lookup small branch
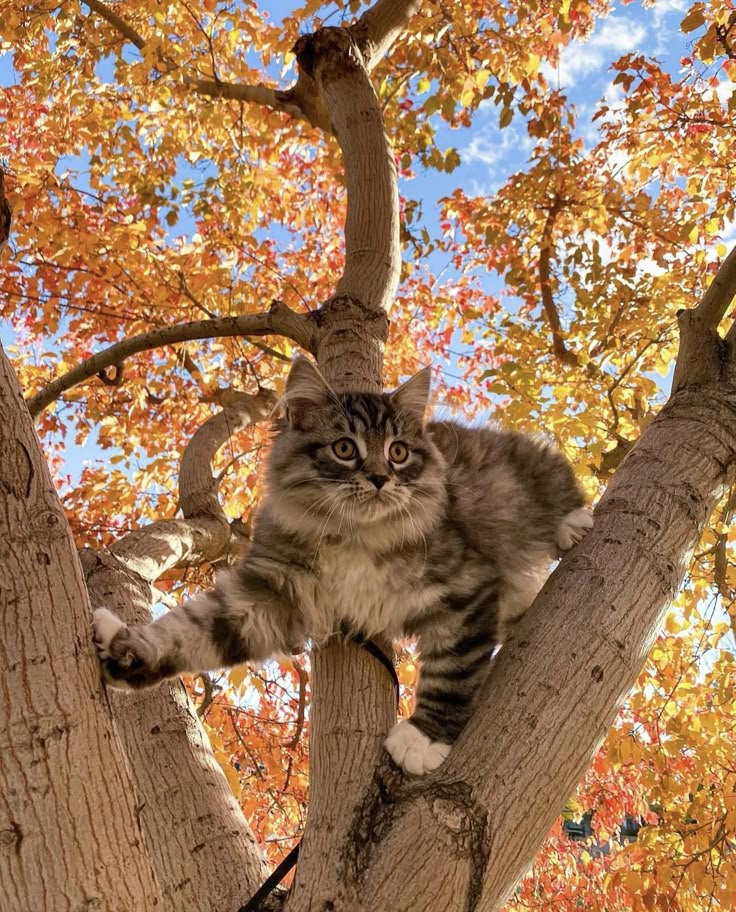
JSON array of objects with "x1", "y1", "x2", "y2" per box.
[
  {"x1": 26, "y1": 302, "x2": 314, "y2": 418},
  {"x1": 695, "y1": 243, "x2": 736, "y2": 329},
  {"x1": 538, "y1": 200, "x2": 579, "y2": 367},
  {"x1": 714, "y1": 486, "x2": 736, "y2": 599},
  {"x1": 286, "y1": 661, "x2": 309, "y2": 749},
  {"x1": 84, "y1": 0, "x2": 146, "y2": 49},
  {"x1": 98, "y1": 362, "x2": 125, "y2": 387},
  {"x1": 196, "y1": 674, "x2": 219, "y2": 720},
  {"x1": 86, "y1": 386, "x2": 276, "y2": 591},
  {"x1": 178, "y1": 387, "x2": 278, "y2": 518},
  {"x1": 186, "y1": 78, "x2": 311, "y2": 125},
  {"x1": 0, "y1": 168, "x2": 11, "y2": 253},
  {"x1": 229, "y1": 713, "x2": 265, "y2": 781}
]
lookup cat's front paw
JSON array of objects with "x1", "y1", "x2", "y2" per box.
[
  {"x1": 385, "y1": 720, "x2": 451, "y2": 776},
  {"x1": 92, "y1": 608, "x2": 151, "y2": 690},
  {"x1": 556, "y1": 508, "x2": 594, "y2": 552}
]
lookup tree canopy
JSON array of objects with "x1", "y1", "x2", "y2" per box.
[{"x1": 1, "y1": 0, "x2": 735, "y2": 909}]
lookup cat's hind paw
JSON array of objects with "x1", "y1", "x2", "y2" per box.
[
  {"x1": 556, "y1": 508, "x2": 593, "y2": 552},
  {"x1": 385, "y1": 720, "x2": 450, "y2": 776}
]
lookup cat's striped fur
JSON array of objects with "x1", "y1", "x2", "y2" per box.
[{"x1": 93, "y1": 357, "x2": 592, "y2": 775}]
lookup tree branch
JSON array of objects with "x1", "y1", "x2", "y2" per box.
[
  {"x1": 672, "y1": 243, "x2": 736, "y2": 392},
  {"x1": 295, "y1": 27, "x2": 396, "y2": 391},
  {"x1": 694, "y1": 243, "x2": 736, "y2": 329},
  {"x1": 538, "y1": 198, "x2": 579, "y2": 367},
  {"x1": 26, "y1": 302, "x2": 313, "y2": 418},
  {"x1": 0, "y1": 168, "x2": 11, "y2": 253},
  {"x1": 286, "y1": 660, "x2": 309, "y2": 750},
  {"x1": 352, "y1": 0, "x2": 423, "y2": 71},
  {"x1": 84, "y1": 0, "x2": 146, "y2": 49},
  {"x1": 186, "y1": 78, "x2": 312, "y2": 125},
  {"x1": 81, "y1": 387, "x2": 276, "y2": 910}
]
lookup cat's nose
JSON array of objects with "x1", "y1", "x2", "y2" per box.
[{"x1": 367, "y1": 474, "x2": 389, "y2": 490}]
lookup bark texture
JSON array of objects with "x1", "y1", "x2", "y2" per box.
[
  {"x1": 0, "y1": 343, "x2": 162, "y2": 912},
  {"x1": 81, "y1": 389, "x2": 277, "y2": 912}
]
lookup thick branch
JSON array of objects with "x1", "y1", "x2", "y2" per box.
[
  {"x1": 27, "y1": 302, "x2": 313, "y2": 417},
  {"x1": 335, "y1": 352, "x2": 736, "y2": 912},
  {"x1": 84, "y1": 0, "x2": 146, "y2": 49},
  {"x1": 672, "y1": 243, "x2": 736, "y2": 392},
  {"x1": 352, "y1": 0, "x2": 423, "y2": 70},
  {"x1": 293, "y1": 28, "x2": 396, "y2": 391},
  {"x1": 0, "y1": 343, "x2": 162, "y2": 910},
  {"x1": 695, "y1": 242, "x2": 736, "y2": 329},
  {"x1": 82, "y1": 389, "x2": 276, "y2": 911}
]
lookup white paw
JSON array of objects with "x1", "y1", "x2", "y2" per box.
[
  {"x1": 556, "y1": 508, "x2": 593, "y2": 551},
  {"x1": 92, "y1": 608, "x2": 126, "y2": 658},
  {"x1": 384, "y1": 720, "x2": 451, "y2": 776}
]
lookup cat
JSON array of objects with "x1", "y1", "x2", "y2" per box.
[{"x1": 93, "y1": 356, "x2": 592, "y2": 776}]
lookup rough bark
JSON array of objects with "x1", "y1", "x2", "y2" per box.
[
  {"x1": 81, "y1": 389, "x2": 277, "y2": 912},
  {"x1": 0, "y1": 343, "x2": 163, "y2": 912}
]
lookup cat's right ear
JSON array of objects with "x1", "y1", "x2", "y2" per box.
[
  {"x1": 283, "y1": 357, "x2": 333, "y2": 426},
  {"x1": 391, "y1": 366, "x2": 432, "y2": 422}
]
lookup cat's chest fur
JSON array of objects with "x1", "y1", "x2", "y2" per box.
[{"x1": 302, "y1": 539, "x2": 437, "y2": 640}]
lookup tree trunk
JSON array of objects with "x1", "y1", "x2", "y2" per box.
[{"x1": 0, "y1": 343, "x2": 162, "y2": 912}]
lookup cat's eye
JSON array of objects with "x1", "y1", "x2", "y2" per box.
[
  {"x1": 332, "y1": 438, "x2": 357, "y2": 460},
  {"x1": 388, "y1": 441, "x2": 409, "y2": 464}
]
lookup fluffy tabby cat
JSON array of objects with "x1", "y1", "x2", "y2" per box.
[{"x1": 93, "y1": 357, "x2": 592, "y2": 775}]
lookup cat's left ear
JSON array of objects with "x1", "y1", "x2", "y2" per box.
[{"x1": 391, "y1": 367, "x2": 432, "y2": 422}]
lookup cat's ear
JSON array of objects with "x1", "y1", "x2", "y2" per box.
[
  {"x1": 283, "y1": 356, "x2": 334, "y2": 426},
  {"x1": 391, "y1": 367, "x2": 432, "y2": 422}
]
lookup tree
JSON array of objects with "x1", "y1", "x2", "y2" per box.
[{"x1": 1, "y1": 1, "x2": 735, "y2": 910}]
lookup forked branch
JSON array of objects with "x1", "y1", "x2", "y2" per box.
[
  {"x1": 84, "y1": 0, "x2": 424, "y2": 133},
  {"x1": 672, "y1": 242, "x2": 736, "y2": 392}
]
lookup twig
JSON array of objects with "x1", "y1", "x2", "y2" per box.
[
  {"x1": 286, "y1": 661, "x2": 309, "y2": 749},
  {"x1": 196, "y1": 674, "x2": 219, "y2": 719}
]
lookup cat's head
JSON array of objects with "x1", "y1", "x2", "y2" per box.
[{"x1": 263, "y1": 358, "x2": 446, "y2": 543}]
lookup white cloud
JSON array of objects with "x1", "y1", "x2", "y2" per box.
[
  {"x1": 460, "y1": 120, "x2": 534, "y2": 195},
  {"x1": 541, "y1": 16, "x2": 648, "y2": 89},
  {"x1": 651, "y1": 0, "x2": 688, "y2": 31}
]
